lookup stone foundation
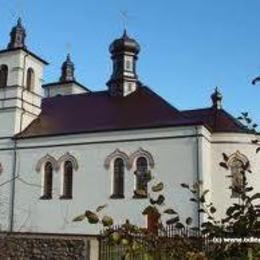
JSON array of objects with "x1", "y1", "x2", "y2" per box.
[{"x1": 0, "y1": 232, "x2": 99, "y2": 260}]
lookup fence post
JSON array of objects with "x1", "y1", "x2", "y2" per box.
[{"x1": 248, "y1": 247, "x2": 253, "y2": 260}]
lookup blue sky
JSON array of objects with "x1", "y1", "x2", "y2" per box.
[{"x1": 0, "y1": 0, "x2": 260, "y2": 124}]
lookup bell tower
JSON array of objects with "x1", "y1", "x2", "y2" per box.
[
  {"x1": 43, "y1": 54, "x2": 89, "y2": 97},
  {"x1": 107, "y1": 30, "x2": 141, "y2": 97},
  {"x1": 0, "y1": 18, "x2": 48, "y2": 137}
]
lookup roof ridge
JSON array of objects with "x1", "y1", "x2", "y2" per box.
[
  {"x1": 182, "y1": 107, "x2": 212, "y2": 112},
  {"x1": 141, "y1": 85, "x2": 180, "y2": 113},
  {"x1": 42, "y1": 89, "x2": 109, "y2": 101},
  {"x1": 219, "y1": 109, "x2": 249, "y2": 130}
]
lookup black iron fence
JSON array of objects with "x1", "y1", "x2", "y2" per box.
[{"x1": 99, "y1": 225, "x2": 207, "y2": 260}]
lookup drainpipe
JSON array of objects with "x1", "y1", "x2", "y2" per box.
[
  {"x1": 9, "y1": 53, "x2": 28, "y2": 232},
  {"x1": 19, "y1": 53, "x2": 29, "y2": 132},
  {"x1": 195, "y1": 126, "x2": 201, "y2": 229},
  {"x1": 9, "y1": 139, "x2": 17, "y2": 232}
]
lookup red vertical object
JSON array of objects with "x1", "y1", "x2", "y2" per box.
[{"x1": 147, "y1": 211, "x2": 160, "y2": 235}]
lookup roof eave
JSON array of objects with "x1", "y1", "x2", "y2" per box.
[
  {"x1": 42, "y1": 80, "x2": 90, "y2": 92},
  {"x1": 14, "y1": 121, "x2": 208, "y2": 140},
  {"x1": 0, "y1": 47, "x2": 49, "y2": 65}
]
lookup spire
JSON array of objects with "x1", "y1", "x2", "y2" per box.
[
  {"x1": 122, "y1": 29, "x2": 128, "y2": 38},
  {"x1": 60, "y1": 54, "x2": 75, "y2": 82},
  {"x1": 8, "y1": 17, "x2": 27, "y2": 49},
  {"x1": 107, "y1": 30, "x2": 141, "y2": 97},
  {"x1": 211, "y1": 87, "x2": 223, "y2": 110}
]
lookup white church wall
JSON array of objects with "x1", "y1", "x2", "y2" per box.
[
  {"x1": 1, "y1": 127, "x2": 259, "y2": 234},
  {"x1": 197, "y1": 127, "x2": 212, "y2": 224},
  {"x1": 0, "y1": 110, "x2": 17, "y2": 137},
  {"x1": 16, "y1": 126, "x2": 197, "y2": 148},
  {"x1": 0, "y1": 50, "x2": 44, "y2": 137},
  {"x1": 0, "y1": 139, "x2": 15, "y2": 231},
  {"x1": 210, "y1": 133, "x2": 260, "y2": 220},
  {"x1": 0, "y1": 85, "x2": 20, "y2": 100},
  {"x1": 0, "y1": 50, "x2": 45, "y2": 95},
  {"x1": 23, "y1": 53, "x2": 45, "y2": 97},
  {"x1": 0, "y1": 85, "x2": 41, "y2": 136},
  {"x1": 0, "y1": 51, "x2": 23, "y2": 87},
  {"x1": 45, "y1": 83, "x2": 88, "y2": 97},
  {"x1": 0, "y1": 107, "x2": 39, "y2": 137},
  {"x1": 11, "y1": 126, "x2": 199, "y2": 234}
]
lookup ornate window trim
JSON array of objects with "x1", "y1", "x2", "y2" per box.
[
  {"x1": 227, "y1": 151, "x2": 249, "y2": 198},
  {"x1": 57, "y1": 152, "x2": 79, "y2": 171},
  {"x1": 104, "y1": 149, "x2": 130, "y2": 170},
  {"x1": 129, "y1": 148, "x2": 155, "y2": 170},
  {"x1": 227, "y1": 151, "x2": 249, "y2": 167},
  {"x1": 36, "y1": 154, "x2": 58, "y2": 172},
  {"x1": 57, "y1": 153, "x2": 78, "y2": 200}
]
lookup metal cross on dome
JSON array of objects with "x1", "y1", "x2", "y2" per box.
[
  {"x1": 66, "y1": 42, "x2": 72, "y2": 55},
  {"x1": 11, "y1": 0, "x2": 24, "y2": 20},
  {"x1": 120, "y1": 10, "x2": 129, "y2": 31}
]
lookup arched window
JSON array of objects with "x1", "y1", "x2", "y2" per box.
[
  {"x1": 61, "y1": 161, "x2": 73, "y2": 199},
  {"x1": 41, "y1": 162, "x2": 53, "y2": 199},
  {"x1": 0, "y1": 65, "x2": 8, "y2": 88},
  {"x1": 230, "y1": 158, "x2": 245, "y2": 198},
  {"x1": 26, "y1": 68, "x2": 35, "y2": 91},
  {"x1": 134, "y1": 157, "x2": 150, "y2": 198},
  {"x1": 111, "y1": 158, "x2": 124, "y2": 199}
]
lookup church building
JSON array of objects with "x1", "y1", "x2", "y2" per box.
[{"x1": 0, "y1": 19, "x2": 259, "y2": 234}]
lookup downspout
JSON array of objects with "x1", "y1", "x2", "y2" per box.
[
  {"x1": 9, "y1": 138, "x2": 17, "y2": 232},
  {"x1": 195, "y1": 126, "x2": 201, "y2": 229},
  {"x1": 9, "y1": 53, "x2": 28, "y2": 232},
  {"x1": 19, "y1": 53, "x2": 29, "y2": 132}
]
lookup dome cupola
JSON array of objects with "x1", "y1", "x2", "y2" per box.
[
  {"x1": 109, "y1": 30, "x2": 140, "y2": 56},
  {"x1": 60, "y1": 54, "x2": 75, "y2": 82},
  {"x1": 8, "y1": 18, "x2": 27, "y2": 49},
  {"x1": 211, "y1": 87, "x2": 223, "y2": 110},
  {"x1": 107, "y1": 30, "x2": 141, "y2": 97}
]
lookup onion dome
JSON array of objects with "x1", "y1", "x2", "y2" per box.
[
  {"x1": 107, "y1": 30, "x2": 141, "y2": 97},
  {"x1": 8, "y1": 18, "x2": 27, "y2": 49},
  {"x1": 109, "y1": 30, "x2": 140, "y2": 56},
  {"x1": 60, "y1": 54, "x2": 75, "y2": 82},
  {"x1": 211, "y1": 87, "x2": 223, "y2": 109}
]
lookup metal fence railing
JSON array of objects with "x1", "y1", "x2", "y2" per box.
[{"x1": 99, "y1": 225, "x2": 207, "y2": 260}]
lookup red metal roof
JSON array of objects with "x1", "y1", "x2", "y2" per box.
[
  {"x1": 16, "y1": 87, "x2": 249, "y2": 139},
  {"x1": 182, "y1": 108, "x2": 249, "y2": 133}
]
